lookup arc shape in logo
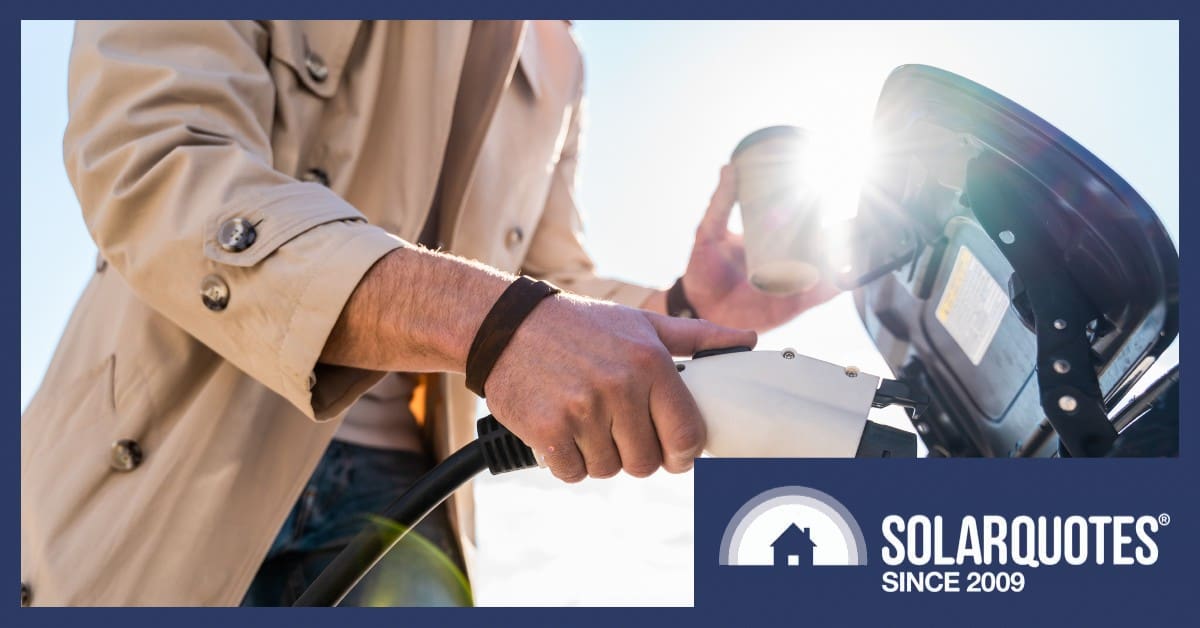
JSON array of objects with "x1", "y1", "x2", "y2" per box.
[{"x1": 719, "y1": 486, "x2": 869, "y2": 566}]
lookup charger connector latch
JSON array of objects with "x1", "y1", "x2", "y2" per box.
[{"x1": 476, "y1": 415, "x2": 538, "y2": 474}]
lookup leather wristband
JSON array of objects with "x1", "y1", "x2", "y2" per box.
[
  {"x1": 466, "y1": 276, "x2": 561, "y2": 398},
  {"x1": 666, "y1": 276, "x2": 699, "y2": 319}
]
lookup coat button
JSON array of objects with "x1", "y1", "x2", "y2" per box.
[
  {"x1": 217, "y1": 218, "x2": 257, "y2": 253},
  {"x1": 505, "y1": 226, "x2": 525, "y2": 248},
  {"x1": 300, "y1": 168, "x2": 330, "y2": 187},
  {"x1": 200, "y1": 274, "x2": 230, "y2": 311},
  {"x1": 305, "y1": 50, "x2": 328, "y2": 82},
  {"x1": 20, "y1": 582, "x2": 30, "y2": 607},
  {"x1": 110, "y1": 439, "x2": 144, "y2": 472}
]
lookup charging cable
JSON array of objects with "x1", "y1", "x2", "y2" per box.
[{"x1": 293, "y1": 416, "x2": 535, "y2": 606}]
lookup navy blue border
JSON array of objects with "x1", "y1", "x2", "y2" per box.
[
  {"x1": 7, "y1": 0, "x2": 1196, "y2": 19},
  {"x1": 10, "y1": 3, "x2": 1193, "y2": 626}
]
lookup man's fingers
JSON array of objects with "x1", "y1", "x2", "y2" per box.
[
  {"x1": 573, "y1": 415, "x2": 624, "y2": 479},
  {"x1": 540, "y1": 439, "x2": 588, "y2": 483},
  {"x1": 696, "y1": 164, "x2": 738, "y2": 242},
  {"x1": 648, "y1": 368, "x2": 707, "y2": 473},
  {"x1": 645, "y1": 312, "x2": 757, "y2": 357},
  {"x1": 610, "y1": 393, "x2": 662, "y2": 478}
]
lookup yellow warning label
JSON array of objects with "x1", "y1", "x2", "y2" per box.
[{"x1": 935, "y1": 246, "x2": 1009, "y2": 365}]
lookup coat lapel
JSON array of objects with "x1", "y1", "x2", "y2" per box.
[
  {"x1": 436, "y1": 20, "x2": 526, "y2": 246},
  {"x1": 389, "y1": 20, "x2": 470, "y2": 241},
  {"x1": 515, "y1": 23, "x2": 543, "y2": 100}
]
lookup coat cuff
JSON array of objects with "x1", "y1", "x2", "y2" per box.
[
  {"x1": 601, "y1": 281, "x2": 659, "y2": 309},
  {"x1": 274, "y1": 223, "x2": 405, "y2": 420}
]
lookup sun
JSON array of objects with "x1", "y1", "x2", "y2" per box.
[
  {"x1": 801, "y1": 131, "x2": 880, "y2": 225},
  {"x1": 789, "y1": 130, "x2": 879, "y2": 276}
]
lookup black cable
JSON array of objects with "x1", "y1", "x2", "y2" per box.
[{"x1": 294, "y1": 416, "x2": 535, "y2": 606}]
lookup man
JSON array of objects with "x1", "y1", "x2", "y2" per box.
[{"x1": 21, "y1": 20, "x2": 835, "y2": 606}]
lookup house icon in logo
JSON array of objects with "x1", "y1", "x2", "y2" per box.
[
  {"x1": 771, "y1": 523, "x2": 817, "y2": 567},
  {"x1": 719, "y1": 486, "x2": 867, "y2": 567}
]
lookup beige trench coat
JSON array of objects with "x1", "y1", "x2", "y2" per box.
[{"x1": 21, "y1": 20, "x2": 655, "y2": 606}]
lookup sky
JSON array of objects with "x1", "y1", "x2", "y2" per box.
[{"x1": 21, "y1": 21, "x2": 1179, "y2": 605}]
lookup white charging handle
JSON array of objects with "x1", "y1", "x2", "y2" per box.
[{"x1": 676, "y1": 348, "x2": 882, "y2": 458}]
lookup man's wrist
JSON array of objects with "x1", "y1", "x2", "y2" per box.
[
  {"x1": 465, "y1": 276, "x2": 561, "y2": 397},
  {"x1": 403, "y1": 249, "x2": 513, "y2": 371},
  {"x1": 666, "y1": 275, "x2": 700, "y2": 319},
  {"x1": 640, "y1": 276, "x2": 701, "y2": 319},
  {"x1": 321, "y1": 245, "x2": 512, "y2": 374}
]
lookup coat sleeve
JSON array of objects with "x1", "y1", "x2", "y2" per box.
[
  {"x1": 519, "y1": 61, "x2": 659, "y2": 308},
  {"x1": 64, "y1": 20, "x2": 405, "y2": 421}
]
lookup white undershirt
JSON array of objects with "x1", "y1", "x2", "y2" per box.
[{"x1": 334, "y1": 372, "x2": 425, "y2": 451}]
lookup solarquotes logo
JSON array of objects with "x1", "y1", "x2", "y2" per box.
[
  {"x1": 718, "y1": 484, "x2": 1171, "y2": 594},
  {"x1": 719, "y1": 486, "x2": 868, "y2": 567}
]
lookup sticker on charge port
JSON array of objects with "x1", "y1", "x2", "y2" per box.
[{"x1": 935, "y1": 246, "x2": 1009, "y2": 365}]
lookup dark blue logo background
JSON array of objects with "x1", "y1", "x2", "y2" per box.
[{"x1": 695, "y1": 458, "x2": 1192, "y2": 625}]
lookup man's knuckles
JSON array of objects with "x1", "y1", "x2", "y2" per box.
[
  {"x1": 628, "y1": 340, "x2": 670, "y2": 369},
  {"x1": 561, "y1": 385, "x2": 600, "y2": 420},
  {"x1": 552, "y1": 466, "x2": 588, "y2": 484},
  {"x1": 585, "y1": 455, "x2": 622, "y2": 479},
  {"x1": 662, "y1": 420, "x2": 706, "y2": 462},
  {"x1": 621, "y1": 455, "x2": 662, "y2": 478},
  {"x1": 592, "y1": 365, "x2": 638, "y2": 396}
]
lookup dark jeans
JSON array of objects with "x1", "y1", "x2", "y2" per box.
[{"x1": 241, "y1": 440, "x2": 470, "y2": 607}]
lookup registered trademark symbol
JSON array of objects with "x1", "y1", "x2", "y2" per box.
[{"x1": 1159, "y1": 513, "x2": 1171, "y2": 526}]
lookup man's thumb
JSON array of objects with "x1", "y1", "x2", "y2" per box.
[{"x1": 645, "y1": 312, "x2": 757, "y2": 357}]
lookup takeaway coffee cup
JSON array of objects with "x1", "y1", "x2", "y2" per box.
[{"x1": 732, "y1": 125, "x2": 824, "y2": 295}]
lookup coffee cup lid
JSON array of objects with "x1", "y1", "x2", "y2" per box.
[{"x1": 731, "y1": 125, "x2": 808, "y2": 159}]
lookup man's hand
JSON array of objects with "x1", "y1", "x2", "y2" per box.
[
  {"x1": 485, "y1": 295, "x2": 756, "y2": 481},
  {"x1": 322, "y1": 245, "x2": 756, "y2": 482},
  {"x1": 669, "y1": 165, "x2": 840, "y2": 331}
]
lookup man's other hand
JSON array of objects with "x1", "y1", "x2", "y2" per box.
[{"x1": 680, "y1": 164, "x2": 840, "y2": 331}]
